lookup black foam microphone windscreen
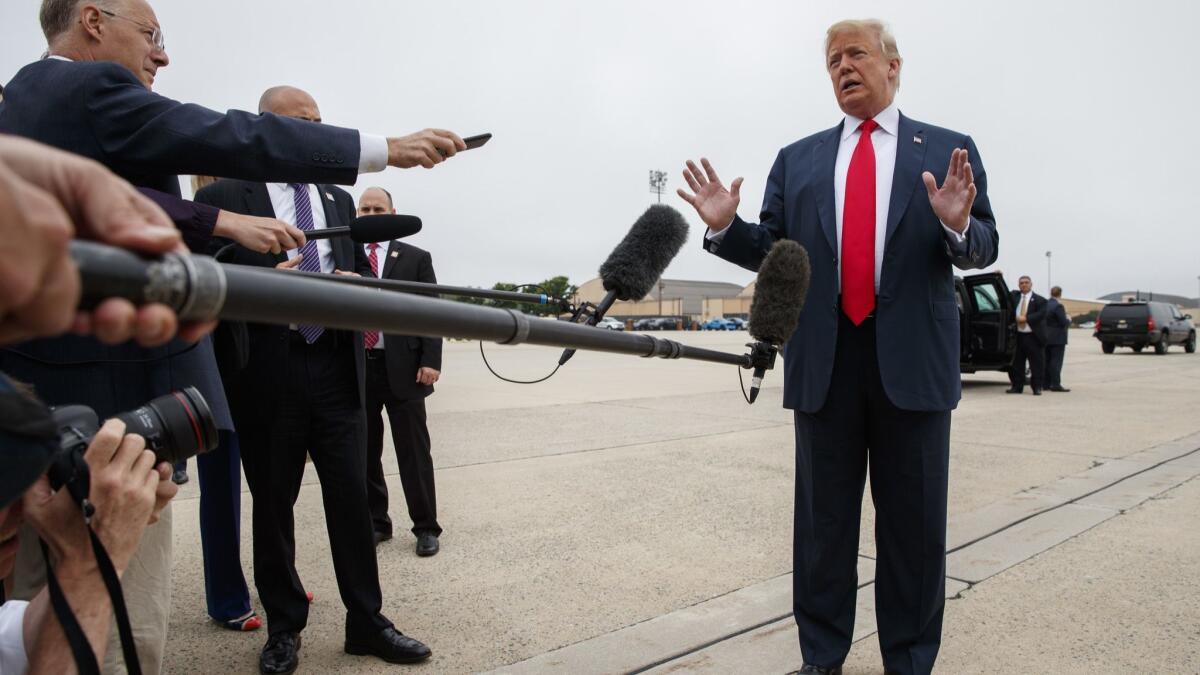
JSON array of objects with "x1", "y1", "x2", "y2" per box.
[
  {"x1": 349, "y1": 214, "x2": 422, "y2": 243},
  {"x1": 598, "y1": 205, "x2": 690, "y2": 300},
  {"x1": 750, "y1": 239, "x2": 811, "y2": 346}
]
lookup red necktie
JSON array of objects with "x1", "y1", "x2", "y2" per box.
[
  {"x1": 841, "y1": 118, "x2": 878, "y2": 325},
  {"x1": 364, "y1": 243, "x2": 381, "y2": 349}
]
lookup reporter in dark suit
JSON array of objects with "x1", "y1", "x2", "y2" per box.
[
  {"x1": 679, "y1": 19, "x2": 997, "y2": 674},
  {"x1": 356, "y1": 188, "x2": 444, "y2": 556},
  {"x1": 1044, "y1": 286, "x2": 1071, "y2": 392},
  {"x1": 1007, "y1": 276, "x2": 1049, "y2": 395},
  {"x1": 195, "y1": 88, "x2": 432, "y2": 673}
]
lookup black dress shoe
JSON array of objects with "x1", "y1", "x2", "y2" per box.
[
  {"x1": 373, "y1": 530, "x2": 392, "y2": 546},
  {"x1": 786, "y1": 665, "x2": 842, "y2": 675},
  {"x1": 345, "y1": 626, "x2": 431, "y2": 664},
  {"x1": 171, "y1": 468, "x2": 189, "y2": 485},
  {"x1": 1005, "y1": 387, "x2": 1023, "y2": 394},
  {"x1": 1049, "y1": 386, "x2": 1071, "y2": 392},
  {"x1": 259, "y1": 632, "x2": 301, "y2": 675},
  {"x1": 415, "y1": 532, "x2": 439, "y2": 557},
  {"x1": 1032, "y1": 388, "x2": 1042, "y2": 396}
]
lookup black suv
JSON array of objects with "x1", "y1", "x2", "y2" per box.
[
  {"x1": 1094, "y1": 302, "x2": 1196, "y2": 354},
  {"x1": 955, "y1": 272, "x2": 1018, "y2": 373}
]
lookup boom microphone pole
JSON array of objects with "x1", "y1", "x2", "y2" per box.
[
  {"x1": 304, "y1": 214, "x2": 422, "y2": 242},
  {"x1": 305, "y1": 272, "x2": 574, "y2": 313},
  {"x1": 71, "y1": 241, "x2": 752, "y2": 368}
]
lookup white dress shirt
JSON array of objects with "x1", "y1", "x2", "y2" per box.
[
  {"x1": 363, "y1": 241, "x2": 390, "y2": 349},
  {"x1": 45, "y1": 55, "x2": 389, "y2": 174},
  {"x1": 1015, "y1": 292, "x2": 1033, "y2": 333},
  {"x1": 707, "y1": 103, "x2": 967, "y2": 291},
  {"x1": 0, "y1": 600, "x2": 29, "y2": 674},
  {"x1": 268, "y1": 183, "x2": 336, "y2": 273}
]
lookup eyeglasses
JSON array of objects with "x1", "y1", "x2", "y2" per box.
[{"x1": 100, "y1": 9, "x2": 165, "y2": 52}]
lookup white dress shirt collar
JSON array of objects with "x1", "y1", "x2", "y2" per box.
[{"x1": 841, "y1": 101, "x2": 899, "y2": 142}]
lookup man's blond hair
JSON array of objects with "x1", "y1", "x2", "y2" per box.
[{"x1": 825, "y1": 19, "x2": 902, "y2": 87}]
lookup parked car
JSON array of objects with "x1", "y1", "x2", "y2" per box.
[
  {"x1": 955, "y1": 272, "x2": 1018, "y2": 374},
  {"x1": 596, "y1": 317, "x2": 625, "y2": 330},
  {"x1": 702, "y1": 317, "x2": 737, "y2": 330},
  {"x1": 728, "y1": 317, "x2": 748, "y2": 330},
  {"x1": 632, "y1": 317, "x2": 676, "y2": 331},
  {"x1": 1094, "y1": 302, "x2": 1196, "y2": 354}
]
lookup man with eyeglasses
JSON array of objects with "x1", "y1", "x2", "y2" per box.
[{"x1": 0, "y1": 1, "x2": 468, "y2": 672}]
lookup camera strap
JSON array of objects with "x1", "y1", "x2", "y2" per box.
[{"x1": 41, "y1": 469, "x2": 143, "y2": 675}]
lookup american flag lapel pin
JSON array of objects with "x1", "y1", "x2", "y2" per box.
[
  {"x1": 390, "y1": 250, "x2": 400, "y2": 258},
  {"x1": 913, "y1": 135, "x2": 923, "y2": 144},
  {"x1": 324, "y1": 191, "x2": 335, "y2": 201}
]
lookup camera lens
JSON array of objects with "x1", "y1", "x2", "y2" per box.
[{"x1": 113, "y1": 386, "x2": 218, "y2": 464}]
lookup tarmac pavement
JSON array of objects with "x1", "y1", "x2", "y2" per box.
[{"x1": 163, "y1": 329, "x2": 1200, "y2": 673}]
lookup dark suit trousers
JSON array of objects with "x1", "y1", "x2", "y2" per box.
[
  {"x1": 1045, "y1": 344, "x2": 1066, "y2": 388},
  {"x1": 242, "y1": 332, "x2": 390, "y2": 637},
  {"x1": 793, "y1": 314, "x2": 950, "y2": 675},
  {"x1": 364, "y1": 355, "x2": 441, "y2": 537},
  {"x1": 196, "y1": 429, "x2": 252, "y2": 621},
  {"x1": 1009, "y1": 332, "x2": 1046, "y2": 391}
]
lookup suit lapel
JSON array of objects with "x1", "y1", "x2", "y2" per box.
[
  {"x1": 382, "y1": 240, "x2": 402, "y2": 279},
  {"x1": 884, "y1": 113, "x2": 927, "y2": 253},
  {"x1": 316, "y1": 185, "x2": 351, "y2": 271},
  {"x1": 244, "y1": 183, "x2": 287, "y2": 265},
  {"x1": 813, "y1": 124, "x2": 841, "y2": 256}
]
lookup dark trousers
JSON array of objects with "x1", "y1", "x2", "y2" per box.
[
  {"x1": 793, "y1": 314, "x2": 950, "y2": 675},
  {"x1": 364, "y1": 356, "x2": 441, "y2": 537},
  {"x1": 1009, "y1": 332, "x2": 1045, "y2": 392},
  {"x1": 1045, "y1": 344, "x2": 1066, "y2": 388},
  {"x1": 241, "y1": 332, "x2": 390, "y2": 637},
  {"x1": 197, "y1": 430, "x2": 252, "y2": 621}
]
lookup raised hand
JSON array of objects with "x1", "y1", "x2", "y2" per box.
[
  {"x1": 922, "y1": 148, "x2": 976, "y2": 233},
  {"x1": 676, "y1": 158, "x2": 743, "y2": 232}
]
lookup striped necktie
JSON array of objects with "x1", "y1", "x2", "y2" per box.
[{"x1": 290, "y1": 183, "x2": 324, "y2": 343}]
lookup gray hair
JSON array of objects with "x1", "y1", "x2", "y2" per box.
[
  {"x1": 825, "y1": 19, "x2": 902, "y2": 87},
  {"x1": 40, "y1": 0, "x2": 115, "y2": 43}
]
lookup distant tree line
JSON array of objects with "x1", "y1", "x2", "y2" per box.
[{"x1": 451, "y1": 275, "x2": 577, "y2": 317}]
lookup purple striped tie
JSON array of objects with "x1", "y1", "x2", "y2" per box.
[{"x1": 290, "y1": 184, "x2": 324, "y2": 343}]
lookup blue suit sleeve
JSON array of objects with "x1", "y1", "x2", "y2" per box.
[
  {"x1": 702, "y1": 150, "x2": 787, "y2": 273},
  {"x1": 137, "y1": 188, "x2": 218, "y2": 252},
  {"x1": 85, "y1": 63, "x2": 360, "y2": 185},
  {"x1": 943, "y1": 136, "x2": 998, "y2": 271}
]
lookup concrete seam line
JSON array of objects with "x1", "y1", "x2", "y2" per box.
[
  {"x1": 947, "y1": 445, "x2": 1200, "y2": 555},
  {"x1": 624, "y1": 614, "x2": 796, "y2": 675}
]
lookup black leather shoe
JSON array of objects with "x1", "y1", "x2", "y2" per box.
[
  {"x1": 345, "y1": 626, "x2": 431, "y2": 664},
  {"x1": 1005, "y1": 388, "x2": 1023, "y2": 394},
  {"x1": 373, "y1": 530, "x2": 392, "y2": 546},
  {"x1": 415, "y1": 532, "x2": 439, "y2": 557},
  {"x1": 786, "y1": 665, "x2": 842, "y2": 675},
  {"x1": 171, "y1": 468, "x2": 189, "y2": 485},
  {"x1": 1049, "y1": 386, "x2": 1071, "y2": 392},
  {"x1": 1032, "y1": 388, "x2": 1042, "y2": 396},
  {"x1": 259, "y1": 632, "x2": 301, "y2": 675}
]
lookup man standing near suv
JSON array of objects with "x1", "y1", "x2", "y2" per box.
[
  {"x1": 1008, "y1": 276, "x2": 1048, "y2": 395},
  {"x1": 1044, "y1": 286, "x2": 1071, "y2": 392}
]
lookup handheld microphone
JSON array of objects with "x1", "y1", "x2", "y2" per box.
[
  {"x1": 559, "y1": 204, "x2": 690, "y2": 365},
  {"x1": 746, "y1": 240, "x2": 810, "y2": 403},
  {"x1": 305, "y1": 214, "x2": 422, "y2": 243}
]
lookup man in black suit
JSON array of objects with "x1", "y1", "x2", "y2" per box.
[
  {"x1": 1008, "y1": 275, "x2": 1048, "y2": 395},
  {"x1": 356, "y1": 187, "x2": 444, "y2": 556},
  {"x1": 1044, "y1": 286, "x2": 1071, "y2": 392},
  {"x1": 196, "y1": 87, "x2": 432, "y2": 673}
]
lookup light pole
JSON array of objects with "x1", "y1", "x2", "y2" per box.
[
  {"x1": 1045, "y1": 250, "x2": 1052, "y2": 291},
  {"x1": 649, "y1": 170, "x2": 668, "y2": 204}
]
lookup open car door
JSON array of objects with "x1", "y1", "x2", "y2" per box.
[{"x1": 960, "y1": 272, "x2": 1016, "y2": 372}]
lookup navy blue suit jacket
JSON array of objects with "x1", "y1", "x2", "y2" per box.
[
  {"x1": 0, "y1": 58, "x2": 361, "y2": 423},
  {"x1": 0, "y1": 58, "x2": 359, "y2": 195},
  {"x1": 707, "y1": 113, "x2": 998, "y2": 412},
  {"x1": 1044, "y1": 298, "x2": 1069, "y2": 346}
]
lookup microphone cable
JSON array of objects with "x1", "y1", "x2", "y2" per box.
[{"x1": 476, "y1": 282, "x2": 565, "y2": 384}]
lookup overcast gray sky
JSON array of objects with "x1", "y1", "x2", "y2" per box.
[{"x1": 3, "y1": 1, "x2": 1197, "y2": 300}]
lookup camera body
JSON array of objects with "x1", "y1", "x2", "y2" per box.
[{"x1": 48, "y1": 386, "x2": 218, "y2": 494}]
